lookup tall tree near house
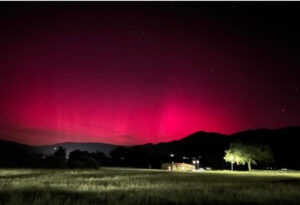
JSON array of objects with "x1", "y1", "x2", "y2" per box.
[{"x1": 224, "y1": 141, "x2": 274, "y2": 171}]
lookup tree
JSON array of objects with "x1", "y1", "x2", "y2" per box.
[
  {"x1": 90, "y1": 151, "x2": 110, "y2": 166},
  {"x1": 68, "y1": 150, "x2": 99, "y2": 169},
  {"x1": 42, "y1": 147, "x2": 67, "y2": 168},
  {"x1": 224, "y1": 141, "x2": 274, "y2": 171},
  {"x1": 53, "y1": 147, "x2": 67, "y2": 168}
]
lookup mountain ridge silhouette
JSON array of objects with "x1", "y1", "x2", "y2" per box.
[{"x1": 1, "y1": 126, "x2": 299, "y2": 169}]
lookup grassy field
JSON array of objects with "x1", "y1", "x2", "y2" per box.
[{"x1": 0, "y1": 168, "x2": 300, "y2": 205}]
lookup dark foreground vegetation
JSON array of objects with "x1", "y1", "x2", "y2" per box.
[
  {"x1": 0, "y1": 168, "x2": 300, "y2": 205},
  {"x1": 1, "y1": 127, "x2": 300, "y2": 170},
  {"x1": 0, "y1": 146, "x2": 110, "y2": 169}
]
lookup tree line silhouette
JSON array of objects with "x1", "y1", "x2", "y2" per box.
[
  {"x1": 0, "y1": 145, "x2": 171, "y2": 169},
  {"x1": 0, "y1": 147, "x2": 110, "y2": 169},
  {"x1": 0, "y1": 143, "x2": 275, "y2": 170}
]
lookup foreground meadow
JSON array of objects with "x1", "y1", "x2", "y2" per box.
[{"x1": 0, "y1": 168, "x2": 300, "y2": 205}]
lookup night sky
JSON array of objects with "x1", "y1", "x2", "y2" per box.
[{"x1": 0, "y1": 2, "x2": 299, "y2": 146}]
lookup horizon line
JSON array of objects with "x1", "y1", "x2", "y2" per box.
[{"x1": 1, "y1": 126, "x2": 299, "y2": 147}]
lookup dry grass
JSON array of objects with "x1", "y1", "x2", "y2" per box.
[{"x1": 0, "y1": 168, "x2": 300, "y2": 205}]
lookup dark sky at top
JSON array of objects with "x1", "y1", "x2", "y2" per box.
[{"x1": 0, "y1": 2, "x2": 299, "y2": 145}]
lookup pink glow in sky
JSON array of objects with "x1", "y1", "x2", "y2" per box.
[{"x1": 0, "y1": 3, "x2": 299, "y2": 145}]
